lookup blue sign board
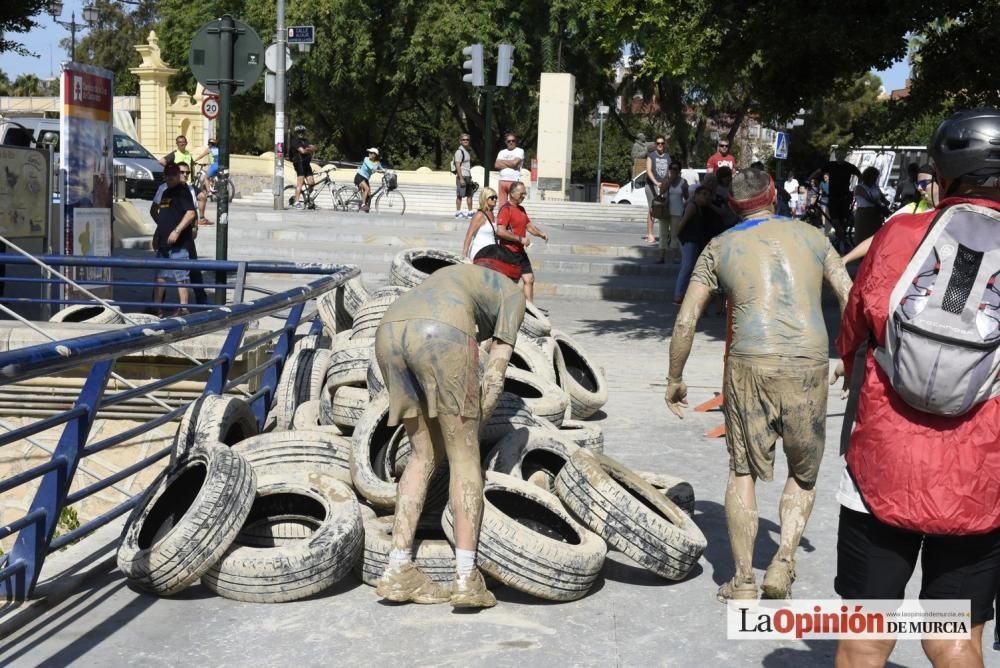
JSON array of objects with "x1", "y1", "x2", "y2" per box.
[
  {"x1": 774, "y1": 131, "x2": 789, "y2": 160},
  {"x1": 287, "y1": 26, "x2": 315, "y2": 44}
]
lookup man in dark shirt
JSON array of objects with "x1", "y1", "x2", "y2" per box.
[
  {"x1": 822, "y1": 159, "x2": 862, "y2": 248},
  {"x1": 151, "y1": 162, "x2": 196, "y2": 312},
  {"x1": 289, "y1": 125, "x2": 316, "y2": 209}
]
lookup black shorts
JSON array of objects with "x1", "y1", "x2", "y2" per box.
[
  {"x1": 514, "y1": 250, "x2": 533, "y2": 276},
  {"x1": 354, "y1": 173, "x2": 369, "y2": 187},
  {"x1": 293, "y1": 161, "x2": 313, "y2": 177},
  {"x1": 835, "y1": 506, "x2": 1000, "y2": 625},
  {"x1": 828, "y1": 194, "x2": 850, "y2": 221}
]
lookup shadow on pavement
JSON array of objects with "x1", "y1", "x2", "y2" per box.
[
  {"x1": 761, "y1": 639, "x2": 910, "y2": 668},
  {"x1": 0, "y1": 563, "x2": 154, "y2": 667},
  {"x1": 695, "y1": 500, "x2": 815, "y2": 586}
]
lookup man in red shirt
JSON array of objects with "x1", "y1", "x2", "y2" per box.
[
  {"x1": 834, "y1": 109, "x2": 1000, "y2": 667},
  {"x1": 497, "y1": 181, "x2": 548, "y2": 303},
  {"x1": 706, "y1": 138, "x2": 737, "y2": 174}
]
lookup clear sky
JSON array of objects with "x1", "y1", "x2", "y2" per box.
[{"x1": 3, "y1": 5, "x2": 913, "y2": 92}]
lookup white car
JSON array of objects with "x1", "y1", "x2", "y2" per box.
[{"x1": 610, "y1": 169, "x2": 705, "y2": 206}]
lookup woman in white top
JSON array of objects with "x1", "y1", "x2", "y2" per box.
[
  {"x1": 852, "y1": 166, "x2": 886, "y2": 244},
  {"x1": 462, "y1": 187, "x2": 521, "y2": 259},
  {"x1": 657, "y1": 162, "x2": 689, "y2": 264}
]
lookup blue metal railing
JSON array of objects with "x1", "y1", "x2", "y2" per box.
[{"x1": 0, "y1": 257, "x2": 357, "y2": 601}]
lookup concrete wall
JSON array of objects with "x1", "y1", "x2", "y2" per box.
[{"x1": 535, "y1": 73, "x2": 576, "y2": 201}]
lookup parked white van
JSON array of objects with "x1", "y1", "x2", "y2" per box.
[{"x1": 0, "y1": 116, "x2": 164, "y2": 199}]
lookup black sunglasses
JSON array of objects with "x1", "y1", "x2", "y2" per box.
[
  {"x1": 655, "y1": 141, "x2": 665, "y2": 145},
  {"x1": 505, "y1": 139, "x2": 516, "y2": 143},
  {"x1": 917, "y1": 179, "x2": 934, "y2": 189}
]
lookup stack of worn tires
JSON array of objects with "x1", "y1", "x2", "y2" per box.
[{"x1": 115, "y1": 247, "x2": 705, "y2": 604}]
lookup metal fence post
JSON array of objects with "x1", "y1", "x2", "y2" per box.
[
  {"x1": 205, "y1": 323, "x2": 247, "y2": 396},
  {"x1": 252, "y1": 302, "x2": 303, "y2": 426},
  {"x1": 1, "y1": 359, "x2": 113, "y2": 600}
]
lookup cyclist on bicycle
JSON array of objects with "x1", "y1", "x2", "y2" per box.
[
  {"x1": 193, "y1": 138, "x2": 219, "y2": 196},
  {"x1": 290, "y1": 125, "x2": 316, "y2": 209},
  {"x1": 355, "y1": 147, "x2": 383, "y2": 212}
]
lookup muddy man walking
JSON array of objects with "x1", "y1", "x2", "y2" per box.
[{"x1": 664, "y1": 168, "x2": 852, "y2": 602}]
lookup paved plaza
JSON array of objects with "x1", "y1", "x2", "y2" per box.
[{"x1": 0, "y1": 206, "x2": 995, "y2": 667}]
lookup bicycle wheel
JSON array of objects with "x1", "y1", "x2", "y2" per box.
[
  {"x1": 283, "y1": 184, "x2": 298, "y2": 207},
  {"x1": 374, "y1": 190, "x2": 406, "y2": 215},
  {"x1": 335, "y1": 185, "x2": 362, "y2": 212},
  {"x1": 314, "y1": 181, "x2": 338, "y2": 209},
  {"x1": 223, "y1": 179, "x2": 236, "y2": 204}
]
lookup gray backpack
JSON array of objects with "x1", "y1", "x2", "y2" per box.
[{"x1": 874, "y1": 203, "x2": 1000, "y2": 416}]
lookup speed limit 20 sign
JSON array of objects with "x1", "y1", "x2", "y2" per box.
[{"x1": 201, "y1": 96, "x2": 220, "y2": 120}]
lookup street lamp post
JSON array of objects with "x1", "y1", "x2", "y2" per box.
[
  {"x1": 594, "y1": 103, "x2": 609, "y2": 203},
  {"x1": 48, "y1": 0, "x2": 99, "y2": 61}
]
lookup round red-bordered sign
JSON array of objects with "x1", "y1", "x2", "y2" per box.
[{"x1": 201, "y1": 96, "x2": 220, "y2": 120}]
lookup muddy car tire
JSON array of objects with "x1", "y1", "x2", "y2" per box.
[
  {"x1": 117, "y1": 442, "x2": 257, "y2": 595},
  {"x1": 173, "y1": 394, "x2": 258, "y2": 466},
  {"x1": 479, "y1": 393, "x2": 555, "y2": 448},
  {"x1": 232, "y1": 429, "x2": 352, "y2": 476},
  {"x1": 442, "y1": 471, "x2": 605, "y2": 601},
  {"x1": 272, "y1": 348, "x2": 331, "y2": 431},
  {"x1": 350, "y1": 393, "x2": 448, "y2": 512},
  {"x1": 503, "y1": 337, "x2": 558, "y2": 385},
  {"x1": 320, "y1": 276, "x2": 367, "y2": 333},
  {"x1": 484, "y1": 427, "x2": 580, "y2": 493},
  {"x1": 350, "y1": 286, "x2": 408, "y2": 341},
  {"x1": 554, "y1": 451, "x2": 706, "y2": 581},
  {"x1": 518, "y1": 301, "x2": 552, "y2": 339},
  {"x1": 552, "y1": 330, "x2": 608, "y2": 419},
  {"x1": 326, "y1": 339, "x2": 373, "y2": 390},
  {"x1": 557, "y1": 419, "x2": 604, "y2": 453},
  {"x1": 356, "y1": 515, "x2": 458, "y2": 586},
  {"x1": 503, "y1": 368, "x2": 568, "y2": 427},
  {"x1": 121, "y1": 312, "x2": 162, "y2": 326},
  {"x1": 366, "y1": 355, "x2": 386, "y2": 399},
  {"x1": 636, "y1": 471, "x2": 696, "y2": 516},
  {"x1": 49, "y1": 303, "x2": 124, "y2": 324},
  {"x1": 332, "y1": 385, "x2": 368, "y2": 430},
  {"x1": 389, "y1": 247, "x2": 469, "y2": 288},
  {"x1": 202, "y1": 472, "x2": 363, "y2": 602}
]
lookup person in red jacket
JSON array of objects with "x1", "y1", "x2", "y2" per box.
[{"x1": 834, "y1": 109, "x2": 1000, "y2": 667}]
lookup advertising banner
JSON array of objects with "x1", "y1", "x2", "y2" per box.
[
  {"x1": 61, "y1": 62, "x2": 114, "y2": 301},
  {"x1": 0, "y1": 146, "x2": 49, "y2": 238}
]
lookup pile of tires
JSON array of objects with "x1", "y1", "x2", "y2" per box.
[{"x1": 116, "y1": 250, "x2": 703, "y2": 605}]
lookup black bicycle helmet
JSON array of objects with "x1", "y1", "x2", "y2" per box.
[
  {"x1": 294, "y1": 124, "x2": 306, "y2": 133},
  {"x1": 928, "y1": 108, "x2": 1000, "y2": 181}
]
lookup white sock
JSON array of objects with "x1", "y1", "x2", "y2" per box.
[
  {"x1": 388, "y1": 548, "x2": 411, "y2": 571},
  {"x1": 455, "y1": 548, "x2": 476, "y2": 577}
]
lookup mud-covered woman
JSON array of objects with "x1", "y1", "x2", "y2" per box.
[{"x1": 372, "y1": 251, "x2": 526, "y2": 608}]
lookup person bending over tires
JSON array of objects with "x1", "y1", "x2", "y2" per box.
[
  {"x1": 665, "y1": 168, "x2": 852, "y2": 603},
  {"x1": 373, "y1": 251, "x2": 526, "y2": 608}
]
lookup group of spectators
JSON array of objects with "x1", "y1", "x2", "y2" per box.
[{"x1": 667, "y1": 109, "x2": 1000, "y2": 667}]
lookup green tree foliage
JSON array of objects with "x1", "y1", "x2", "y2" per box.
[
  {"x1": 0, "y1": 0, "x2": 50, "y2": 55},
  {"x1": 70, "y1": 0, "x2": 158, "y2": 95}
]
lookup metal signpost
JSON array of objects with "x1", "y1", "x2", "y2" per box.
[
  {"x1": 189, "y1": 15, "x2": 264, "y2": 303},
  {"x1": 594, "y1": 103, "x2": 609, "y2": 202},
  {"x1": 774, "y1": 130, "x2": 789, "y2": 181}
]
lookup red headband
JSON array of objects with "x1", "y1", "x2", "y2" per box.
[{"x1": 729, "y1": 177, "x2": 776, "y2": 214}]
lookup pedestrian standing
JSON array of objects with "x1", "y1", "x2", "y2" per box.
[
  {"x1": 657, "y1": 162, "x2": 688, "y2": 264},
  {"x1": 645, "y1": 134, "x2": 671, "y2": 244},
  {"x1": 706, "y1": 138, "x2": 737, "y2": 174},
  {"x1": 852, "y1": 166, "x2": 886, "y2": 243},
  {"x1": 665, "y1": 168, "x2": 852, "y2": 603},
  {"x1": 453, "y1": 133, "x2": 474, "y2": 218},
  {"x1": 289, "y1": 125, "x2": 316, "y2": 209},
  {"x1": 494, "y1": 133, "x2": 524, "y2": 206},
  {"x1": 150, "y1": 163, "x2": 196, "y2": 314},
  {"x1": 671, "y1": 185, "x2": 710, "y2": 303}
]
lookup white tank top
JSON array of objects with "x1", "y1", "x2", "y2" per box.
[
  {"x1": 468, "y1": 213, "x2": 497, "y2": 259},
  {"x1": 667, "y1": 180, "x2": 687, "y2": 216}
]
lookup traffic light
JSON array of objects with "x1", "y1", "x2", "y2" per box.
[
  {"x1": 462, "y1": 44, "x2": 484, "y2": 87},
  {"x1": 496, "y1": 44, "x2": 514, "y2": 87}
]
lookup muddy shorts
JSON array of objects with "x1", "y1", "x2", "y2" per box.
[
  {"x1": 374, "y1": 318, "x2": 481, "y2": 427},
  {"x1": 723, "y1": 356, "x2": 828, "y2": 487}
]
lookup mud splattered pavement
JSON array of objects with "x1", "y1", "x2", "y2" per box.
[{"x1": 0, "y1": 297, "x2": 976, "y2": 667}]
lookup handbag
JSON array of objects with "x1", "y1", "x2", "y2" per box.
[
  {"x1": 651, "y1": 194, "x2": 668, "y2": 219},
  {"x1": 473, "y1": 212, "x2": 521, "y2": 265}
]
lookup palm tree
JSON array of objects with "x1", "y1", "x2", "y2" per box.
[
  {"x1": 0, "y1": 70, "x2": 10, "y2": 95},
  {"x1": 11, "y1": 73, "x2": 45, "y2": 96}
]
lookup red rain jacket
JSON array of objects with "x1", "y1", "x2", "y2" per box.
[{"x1": 838, "y1": 197, "x2": 1000, "y2": 535}]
